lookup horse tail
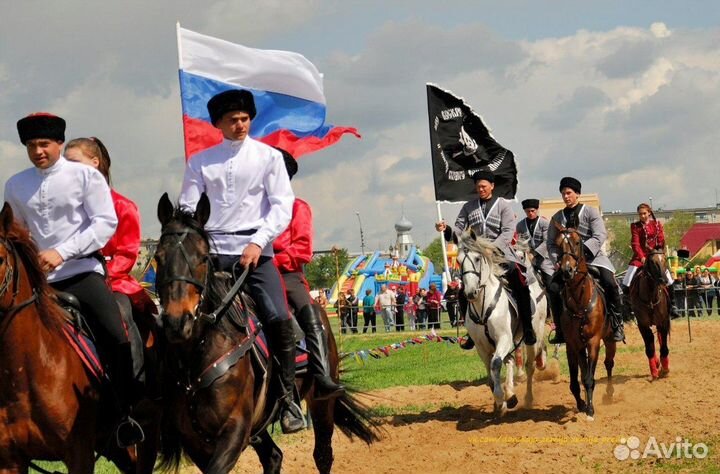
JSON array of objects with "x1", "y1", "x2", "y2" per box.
[
  {"x1": 157, "y1": 406, "x2": 184, "y2": 472},
  {"x1": 333, "y1": 388, "x2": 382, "y2": 444}
]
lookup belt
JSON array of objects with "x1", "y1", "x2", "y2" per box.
[{"x1": 209, "y1": 229, "x2": 258, "y2": 236}]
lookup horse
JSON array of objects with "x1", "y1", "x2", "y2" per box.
[
  {"x1": 553, "y1": 223, "x2": 616, "y2": 419},
  {"x1": 154, "y1": 193, "x2": 379, "y2": 474},
  {"x1": 628, "y1": 249, "x2": 671, "y2": 379},
  {"x1": 457, "y1": 230, "x2": 547, "y2": 417},
  {"x1": 0, "y1": 202, "x2": 159, "y2": 473}
]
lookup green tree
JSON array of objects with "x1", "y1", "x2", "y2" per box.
[
  {"x1": 423, "y1": 237, "x2": 445, "y2": 274},
  {"x1": 663, "y1": 211, "x2": 695, "y2": 251},
  {"x1": 606, "y1": 216, "x2": 632, "y2": 271},
  {"x1": 305, "y1": 248, "x2": 350, "y2": 290}
]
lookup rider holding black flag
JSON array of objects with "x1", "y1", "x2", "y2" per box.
[{"x1": 435, "y1": 170, "x2": 537, "y2": 349}]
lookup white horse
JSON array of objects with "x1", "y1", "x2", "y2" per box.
[{"x1": 458, "y1": 230, "x2": 548, "y2": 416}]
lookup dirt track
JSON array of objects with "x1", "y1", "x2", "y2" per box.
[{"x1": 226, "y1": 319, "x2": 718, "y2": 473}]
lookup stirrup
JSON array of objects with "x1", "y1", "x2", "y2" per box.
[
  {"x1": 116, "y1": 415, "x2": 145, "y2": 448},
  {"x1": 548, "y1": 327, "x2": 564, "y2": 344},
  {"x1": 280, "y1": 400, "x2": 305, "y2": 434}
]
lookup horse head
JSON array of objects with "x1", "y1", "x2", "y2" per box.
[
  {"x1": 458, "y1": 228, "x2": 504, "y2": 302},
  {"x1": 0, "y1": 202, "x2": 16, "y2": 306},
  {"x1": 155, "y1": 193, "x2": 212, "y2": 343},
  {"x1": 644, "y1": 248, "x2": 668, "y2": 286},
  {"x1": 553, "y1": 221, "x2": 584, "y2": 280}
]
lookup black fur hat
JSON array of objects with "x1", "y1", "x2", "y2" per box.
[
  {"x1": 17, "y1": 113, "x2": 66, "y2": 145},
  {"x1": 559, "y1": 176, "x2": 582, "y2": 194},
  {"x1": 521, "y1": 199, "x2": 540, "y2": 209},
  {"x1": 274, "y1": 147, "x2": 297, "y2": 180},
  {"x1": 471, "y1": 170, "x2": 495, "y2": 183},
  {"x1": 207, "y1": 89, "x2": 256, "y2": 124}
]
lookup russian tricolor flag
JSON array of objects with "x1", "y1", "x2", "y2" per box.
[{"x1": 177, "y1": 25, "x2": 360, "y2": 160}]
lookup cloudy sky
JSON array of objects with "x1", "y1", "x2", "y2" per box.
[{"x1": 2, "y1": 1, "x2": 719, "y2": 253}]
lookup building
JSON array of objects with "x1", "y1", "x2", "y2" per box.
[
  {"x1": 603, "y1": 205, "x2": 720, "y2": 225},
  {"x1": 538, "y1": 193, "x2": 601, "y2": 219}
]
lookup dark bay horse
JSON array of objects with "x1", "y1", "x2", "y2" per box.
[
  {"x1": 629, "y1": 250, "x2": 671, "y2": 379},
  {"x1": 554, "y1": 224, "x2": 616, "y2": 420},
  {"x1": 0, "y1": 203, "x2": 158, "y2": 473},
  {"x1": 155, "y1": 193, "x2": 378, "y2": 474}
]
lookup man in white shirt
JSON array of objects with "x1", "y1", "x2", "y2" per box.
[
  {"x1": 179, "y1": 89, "x2": 304, "y2": 433},
  {"x1": 4, "y1": 113, "x2": 143, "y2": 447}
]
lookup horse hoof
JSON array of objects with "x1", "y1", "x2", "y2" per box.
[
  {"x1": 507, "y1": 395, "x2": 519, "y2": 409},
  {"x1": 494, "y1": 402, "x2": 508, "y2": 417},
  {"x1": 586, "y1": 415, "x2": 595, "y2": 422}
]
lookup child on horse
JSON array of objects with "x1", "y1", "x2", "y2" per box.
[
  {"x1": 621, "y1": 202, "x2": 680, "y2": 318},
  {"x1": 272, "y1": 147, "x2": 345, "y2": 401}
]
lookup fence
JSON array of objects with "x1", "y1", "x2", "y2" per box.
[
  {"x1": 672, "y1": 286, "x2": 720, "y2": 317},
  {"x1": 331, "y1": 301, "x2": 462, "y2": 334}
]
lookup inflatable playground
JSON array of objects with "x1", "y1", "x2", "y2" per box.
[{"x1": 329, "y1": 245, "x2": 443, "y2": 304}]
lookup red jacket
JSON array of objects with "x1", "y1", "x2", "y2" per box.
[
  {"x1": 629, "y1": 219, "x2": 665, "y2": 267},
  {"x1": 102, "y1": 189, "x2": 145, "y2": 297},
  {"x1": 426, "y1": 289, "x2": 442, "y2": 309},
  {"x1": 273, "y1": 198, "x2": 313, "y2": 274}
]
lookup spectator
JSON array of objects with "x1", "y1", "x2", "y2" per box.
[
  {"x1": 346, "y1": 288, "x2": 359, "y2": 334},
  {"x1": 362, "y1": 289, "x2": 376, "y2": 334},
  {"x1": 414, "y1": 289, "x2": 428, "y2": 330},
  {"x1": 683, "y1": 271, "x2": 703, "y2": 317},
  {"x1": 404, "y1": 293, "x2": 417, "y2": 330},
  {"x1": 394, "y1": 286, "x2": 406, "y2": 331},
  {"x1": 444, "y1": 280, "x2": 461, "y2": 327},
  {"x1": 375, "y1": 284, "x2": 396, "y2": 332},
  {"x1": 335, "y1": 292, "x2": 350, "y2": 333},
  {"x1": 699, "y1": 269, "x2": 714, "y2": 316},
  {"x1": 426, "y1": 283, "x2": 443, "y2": 329}
]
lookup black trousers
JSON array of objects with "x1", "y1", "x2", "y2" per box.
[
  {"x1": 362, "y1": 310, "x2": 376, "y2": 333},
  {"x1": 51, "y1": 271, "x2": 127, "y2": 349},
  {"x1": 395, "y1": 307, "x2": 405, "y2": 331},
  {"x1": 212, "y1": 254, "x2": 291, "y2": 323}
]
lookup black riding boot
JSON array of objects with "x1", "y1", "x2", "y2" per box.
[
  {"x1": 609, "y1": 305, "x2": 626, "y2": 343},
  {"x1": 111, "y1": 342, "x2": 145, "y2": 448},
  {"x1": 296, "y1": 305, "x2": 345, "y2": 401},
  {"x1": 268, "y1": 319, "x2": 305, "y2": 434},
  {"x1": 516, "y1": 286, "x2": 537, "y2": 345},
  {"x1": 548, "y1": 292, "x2": 565, "y2": 344},
  {"x1": 459, "y1": 334, "x2": 475, "y2": 350}
]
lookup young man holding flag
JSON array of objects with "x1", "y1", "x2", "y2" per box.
[{"x1": 179, "y1": 89, "x2": 305, "y2": 434}]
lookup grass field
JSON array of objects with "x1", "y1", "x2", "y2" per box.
[{"x1": 31, "y1": 313, "x2": 719, "y2": 473}]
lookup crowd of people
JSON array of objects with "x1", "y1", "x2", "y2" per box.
[{"x1": 671, "y1": 267, "x2": 720, "y2": 317}]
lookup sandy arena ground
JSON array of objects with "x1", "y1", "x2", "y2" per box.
[{"x1": 217, "y1": 319, "x2": 719, "y2": 473}]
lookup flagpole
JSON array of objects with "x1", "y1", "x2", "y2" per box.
[
  {"x1": 176, "y1": 22, "x2": 189, "y2": 160},
  {"x1": 436, "y1": 201, "x2": 451, "y2": 291}
]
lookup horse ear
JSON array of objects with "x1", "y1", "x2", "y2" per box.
[
  {"x1": 195, "y1": 193, "x2": 211, "y2": 227},
  {"x1": 0, "y1": 202, "x2": 14, "y2": 235},
  {"x1": 157, "y1": 193, "x2": 174, "y2": 227},
  {"x1": 553, "y1": 219, "x2": 564, "y2": 232}
]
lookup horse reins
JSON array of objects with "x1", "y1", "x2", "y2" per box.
[{"x1": 0, "y1": 238, "x2": 39, "y2": 319}]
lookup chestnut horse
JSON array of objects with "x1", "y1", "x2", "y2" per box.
[
  {"x1": 155, "y1": 193, "x2": 378, "y2": 474},
  {"x1": 629, "y1": 250, "x2": 671, "y2": 379},
  {"x1": 554, "y1": 224, "x2": 616, "y2": 419},
  {"x1": 0, "y1": 203, "x2": 158, "y2": 473}
]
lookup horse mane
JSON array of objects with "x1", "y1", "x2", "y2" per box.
[
  {"x1": 6, "y1": 220, "x2": 65, "y2": 330},
  {"x1": 166, "y1": 206, "x2": 212, "y2": 246},
  {"x1": 459, "y1": 230, "x2": 506, "y2": 279}
]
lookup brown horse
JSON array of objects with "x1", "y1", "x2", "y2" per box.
[
  {"x1": 629, "y1": 250, "x2": 671, "y2": 379},
  {"x1": 554, "y1": 224, "x2": 616, "y2": 419},
  {"x1": 0, "y1": 202, "x2": 160, "y2": 474},
  {"x1": 155, "y1": 193, "x2": 379, "y2": 474}
]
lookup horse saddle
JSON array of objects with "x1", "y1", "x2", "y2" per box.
[
  {"x1": 214, "y1": 272, "x2": 309, "y2": 370},
  {"x1": 53, "y1": 291, "x2": 106, "y2": 383}
]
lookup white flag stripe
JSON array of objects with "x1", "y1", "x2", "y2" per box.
[{"x1": 179, "y1": 27, "x2": 326, "y2": 105}]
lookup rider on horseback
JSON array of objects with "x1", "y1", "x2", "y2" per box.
[
  {"x1": 621, "y1": 203, "x2": 681, "y2": 318},
  {"x1": 516, "y1": 198, "x2": 554, "y2": 290},
  {"x1": 4, "y1": 113, "x2": 144, "y2": 447},
  {"x1": 546, "y1": 177, "x2": 625, "y2": 344},
  {"x1": 272, "y1": 148, "x2": 345, "y2": 401},
  {"x1": 435, "y1": 170, "x2": 537, "y2": 349},
  {"x1": 178, "y1": 90, "x2": 305, "y2": 434}
]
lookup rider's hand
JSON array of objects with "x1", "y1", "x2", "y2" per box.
[
  {"x1": 239, "y1": 243, "x2": 263, "y2": 269},
  {"x1": 39, "y1": 249, "x2": 64, "y2": 273},
  {"x1": 435, "y1": 221, "x2": 446, "y2": 232},
  {"x1": 641, "y1": 257, "x2": 646, "y2": 264}
]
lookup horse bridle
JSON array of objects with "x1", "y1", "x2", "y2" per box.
[
  {"x1": 0, "y1": 237, "x2": 38, "y2": 317},
  {"x1": 643, "y1": 249, "x2": 667, "y2": 285}
]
